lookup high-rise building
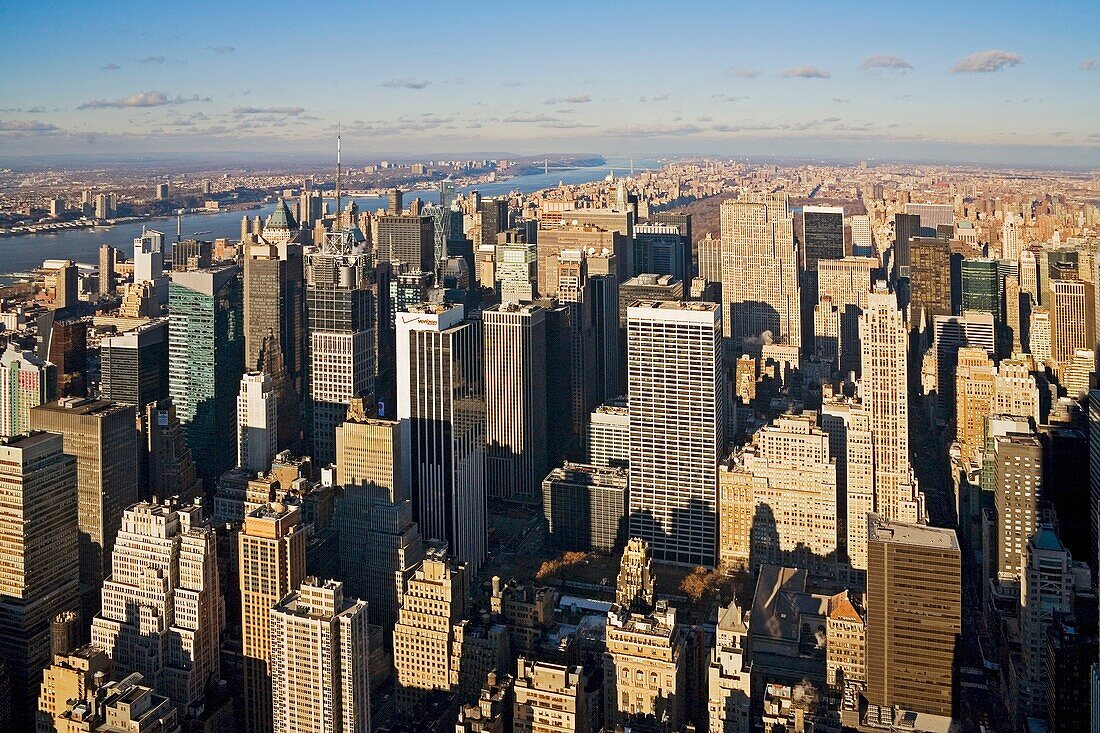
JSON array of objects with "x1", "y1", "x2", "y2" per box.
[
  {"x1": 98, "y1": 318, "x2": 169, "y2": 408},
  {"x1": 495, "y1": 241, "x2": 537, "y2": 303},
  {"x1": 820, "y1": 392, "x2": 875, "y2": 576},
  {"x1": 39, "y1": 663, "x2": 181, "y2": 733},
  {"x1": 904, "y1": 202, "x2": 954, "y2": 235},
  {"x1": 859, "y1": 290, "x2": 919, "y2": 523},
  {"x1": 242, "y1": 234, "x2": 307, "y2": 449},
  {"x1": 134, "y1": 229, "x2": 168, "y2": 304},
  {"x1": 29, "y1": 398, "x2": 138, "y2": 606},
  {"x1": 720, "y1": 194, "x2": 801, "y2": 352},
  {"x1": 892, "y1": 213, "x2": 921, "y2": 280},
  {"x1": 1002, "y1": 212, "x2": 1023, "y2": 261},
  {"x1": 1019, "y1": 526, "x2": 1075, "y2": 719},
  {"x1": 587, "y1": 397, "x2": 629, "y2": 468},
  {"x1": 1050, "y1": 276, "x2": 1094, "y2": 369},
  {"x1": 90, "y1": 500, "x2": 224, "y2": 711},
  {"x1": 388, "y1": 187, "x2": 404, "y2": 215},
  {"x1": 1, "y1": 342, "x2": 56, "y2": 437},
  {"x1": 850, "y1": 214, "x2": 873, "y2": 257},
  {"x1": 865, "y1": 514, "x2": 960, "y2": 717},
  {"x1": 585, "y1": 250, "x2": 621, "y2": 403},
  {"x1": 270, "y1": 578, "x2": 370, "y2": 733},
  {"x1": 335, "y1": 400, "x2": 424, "y2": 629},
  {"x1": 239, "y1": 502, "x2": 307, "y2": 733},
  {"x1": 618, "y1": 274, "x2": 684, "y2": 327},
  {"x1": 718, "y1": 412, "x2": 838, "y2": 574},
  {"x1": 375, "y1": 213, "x2": 435, "y2": 271},
  {"x1": 652, "y1": 210, "x2": 693, "y2": 279},
  {"x1": 0, "y1": 432, "x2": 79, "y2": 727},
  {"x1": 707, "y1": 597, "x2": 752, "y2": 733},
  {"x1": 628, "y1": 301, "x2": 725, "y2": 566},
  {"x1": 140, "y1": 399, "x2": 203, "y2": 503},
  {"x1": 543, "y1": 462, "x2": 628, "y2": 552},
  {"x1": 483, "y1": 303, "x2": 547, "y2": 500},
  {"x1": 37, "y1": 644, "x2": 111, "y2": 730},
  {"x1": 98, "y1": 244, "x2": 117, "y2": 296},
  {"x1": 635, "y1": 224, "x2": 688, "y2": 283},
  {"x1": 397, "y1": 304, "x2": 486, "y2": 571},
  {"x1": 994, "y1": 432, "x2": 1043, "y2": 584},
  {"x1": 932, "y1": 311, "x2": 996, "y2": 415},
  {"x1": 802, "y1": 205, "x2": 845, "y2": 271},
  {"x1": 818, "y1": 256, "x2": 876, "y2": 375},
  {"x1": 306, "y1": 228, "x2": 375, "y2": 466},
  {"x1": 698, "y1": 232, "x2": 721, "y2": 286},
  {"x1": 961, "y1": 258, "x2": 1001, "y2": 317},
  {"x1": 535, "y1": 224, "x2": 629, "y2": 298},
  {"x1": 954, "y1": 348, "x2": 997, "y2": 465},
  {"x1": 479, "y1": 198, "x2": 508, "y2": 247},
  {"x1": 513, "y1": 657, "x2": 593, "y2": 733},
  {"x1": 826, "y1": 590, "x2": 866, "y2": 690},
  {"x1": 168, "y1": 265, "x2": 244, "y2": 483},
  {"x1": 237, "y1": 371, "x2": 277, "y2": 475},
  {"x1": 908, "y1": 237, "x2": 952, "y2": 329},
  {"x1": 392, "y1": 542, "x2": 468, "y2": 710},
  {"x1": 557, "y1": 251, "x2": 599, "y2": 444}
]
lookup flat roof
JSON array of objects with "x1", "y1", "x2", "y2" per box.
[{"x1": 868, "y1": 515, "x2": 959, "y2": 551}]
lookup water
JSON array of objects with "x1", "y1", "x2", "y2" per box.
[{"x1": 0, "y1": 159, "x2": 656, "y2": 278}]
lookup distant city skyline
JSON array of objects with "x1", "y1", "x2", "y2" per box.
[{"x1": 2, "y1": 0, "x2": 1099, "y2": 165}]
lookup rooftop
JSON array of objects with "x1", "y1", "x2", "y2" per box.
[{"x1": 868, "y1": 515, "x2": 959, "y2": 551}]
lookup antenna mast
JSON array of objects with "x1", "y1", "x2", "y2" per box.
[{"x1": 336, "y1": 127, "x2": 342, "y2": 224}]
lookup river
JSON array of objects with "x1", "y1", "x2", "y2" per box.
[{"x1": 0, "y1": 158, "x2": 656, "y2": 279}]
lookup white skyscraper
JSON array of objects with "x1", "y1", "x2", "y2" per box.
[
  {"x1": 720, "y1": 194, "x2": 800, "y2": 353},
  {"x1": 134, "y1": 229, "x2": 168, "y2": 304},
  {"x1": 270, "y1": 578, "x2": 371, "y2": 733},
  {"x1": 859, "y1": 289, "x2": 920, "y2": 523},
  {"x1": 91, "y1": 500, "x2": 224, "y2": 711},
  {"x1": 1002, "y1": 212, "x2": 1023, "y2": 261},
  {"x1": 850, "y1": 214, "x2": 873, "y2": 256},
  {"x1": 627, "y1": 300, "x2": 726, "y2": 566},
  {"x1": 396, "y1": 303, "x2": 486, "y2": 572},
  {"x1": 237, "y1": 371, "x2": 277, "y2": 475}
]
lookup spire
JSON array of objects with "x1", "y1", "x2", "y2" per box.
[{"x1": 335, "y1": 128, "x2": 342, "y2": 225}]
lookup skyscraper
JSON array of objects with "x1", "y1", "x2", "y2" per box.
[
  {"x1": 479, "y1": 198, "x2": 508, "y2": 246},
  {"x1": 495, "y1": 240, "x2": 537, "y2": 302},
  {"x1": 850, "y1": 214, "x2": 873, "y2": 257},
  {"x1": 90, "y1": 500, "x2": 224, "y2": 713},
  {"x1": 1019, "y1": 526, "x2": 1074, "y2": 719},
  {"x1": 98, "y1": 318, "x2": 169, "y2": 408},
  {"x1": 994, "y1": 432, "x2": 1044, "y2": 584},
  {"x1": 635, "y1": 224, "x2": 688, "y2": 282},
  {"x1": 892, "y1": 212, "x2": 921, "y2": 280},
  {"x1": 168, "y1": 265, "x2": 245, "y2": 483},
  {"x1": 513, "y1": 658, "x2": 592, "y2": 733},
  {"x1": 134, "y1": 229, "x2": 168, "y2": 304},
  {"x1": 720, "y1": 194, "x2": 801, "y2": 353},
  {"x1": 1049, "y1": 276, "x2": 1094, "y2": 369},
  {"x1": 543, "y1": 462, "x2": 628, "y2": 553},
  {"x1": 375, "y1": 213, "x2": 435, "y2": 271},
  {"x1": 237, "y1": 371, "x2": 277, "y2": 475},
  {"x1": 29, "y1": 397, "x2": 138, "y2": 608},
  {"x1": 961, "y1": 258, "x2": 1001, "y2": 317},
  {"x1": 98, "y1": 243, "x2": 117, "y2": 296},
  {"x1": 908, "y1": 237, "x2": 952, "y2": 329},
  {"x1": 1, "y1": 342, "x2": 56, "y2": 437},
  {"x1": 860, "y1": 290, "x2": 919, "y2": 523},
  {"x1": 865, "y1": 514, "x2": 960, "y2": 717},
  {"x1": 483, "y1": 303, "x2": 547, "y2": 500},
  {"x1": 0, "y1": 432, "x2": 79, "y2": 727},
  {"x1": 239, "y1": 502, "x2": 306, "y2": 733},
  {"x1": 270, "y1": 578, "x2": 370, "y2": 733},
  {"x1": 397, "y1": 304, "x2": 486, "y2": 571},
  {"x1": 904, "y1": 202, "x2": 954, "y2": 235},
  {"x1": 306, "y1": 228, "x2": 375, "y2": 466},
  {"x1": 628, "y1": 300, "x2": 725, "y2": 566},
  {"x1": 802, "y1": 205, "x2": 845, "y2": 271}
]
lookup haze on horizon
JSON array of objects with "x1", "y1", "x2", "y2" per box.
[{"x1": 2, "y1": 0, "x2": 1098, "y2": 168}]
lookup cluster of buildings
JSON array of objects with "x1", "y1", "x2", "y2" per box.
[{"x1": 0, "y1": 158, "x2": 1098, "y2": 733}]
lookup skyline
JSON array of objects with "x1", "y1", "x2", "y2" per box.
[{"x1": 2, "y1": 1, "x2": 1100, "y2": 166}]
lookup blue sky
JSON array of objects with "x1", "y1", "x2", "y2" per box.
[{"x1": 1, "y1": 0, "x2": 1098, "y2": 165}]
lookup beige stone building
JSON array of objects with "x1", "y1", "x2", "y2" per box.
[
  {"x1": 513, "y1": 658, "x2": 593, "y2": 732},
  {"x1": 707, "y1": 598, "x2": 752, "y2": 733},
  {"x1": 825, "y1": 591, "x2": 866, "y2": 690}
]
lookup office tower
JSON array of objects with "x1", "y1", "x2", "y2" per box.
[
  {"x1": 961, "y1": 258, "x2": 1001, "y2": 316},
  {"x1": 335, "y1": 401, "x2": 424, "y2": 628},
  {"x1": 495, "y1": 241, "x2": 537, "y2": 302},
  {"x1": 239, "y1": 502, "x2": 307, "y2": 733},
  {"x1": 1030, "y1": 306, "x2": 1053, "y2": 364},
  {"x1": 270, "y1": 578, "x2": 370, "y2": 733},
  {"x1": 98, "y1": 244, "x2": 117, "y2": 296},
  {"x1": 994, "y1": 358, "x2": 1040, "y2": 422},
  {"x1": 0, "y1": 432, "x2": 78, "y2": 727},
  {"x1": 542, "y1": 462, "x2": 628, "y2": 552},
  {"x1": 802, "y1": 205, "x2": 845, "y2": 271},
  {"x1": 652, "y1": 211, "x2": 693, "y2": 279},
  {"x1": 698, "y1": 232, "x2": 721, "y2": 285},
  {"x1": 955, "y1": 348, "x2": 996, "y2": 464},
  {"x1": 237, "y1": 371, "x2": 277, "y2": 475},
  {"x1": 134, "y1": 229, "x2": 168, "y2": 304},
  {"x1": 479, "y1": 198, "x2": 508, "y2": 246},
  {"x1": 557, "y1": 251, "x2": 599, "y2": 444},
  {"x1": 933, "y1": 311, "x2": 996, "y2": 414},
  {"x1": 141, "y1": 399, "x2": 203, "y2": 502},
  {"x1": 535, "y1": 223, "x2": 630, "y2": 297},
  {"x1": 1005, "y1": 274, "x2": 1024, "y2": 353},
  {"x1": 994, "y1": 432, "x2": 1043, "y2": 583},
  {"x1": 718, "y1": 413, "x2": 838, "y2": 574},
  {"x1": 390, "y1": 268, "x2": 434, "y2": 325},
  {"x1": 90, "y1": 500, "x2": 224, "y2": 711},
  {"x1": 892, "y1": 213, "x2": 920, "y2": 280},
  {"x1": 1050, "y1": 277, "x2": 1094, "y2": 368},
  {"x1": 40, "y1": 664, "x2": 180, "y2": 733},
  {"x1": 635, "y1": 224, "x2": 687, "y2": 282},
  {"x1": 375, "y1": 213, "x2": 435, "y2": 271},
  {"x1": 1, "y1": 342, "x2": 56, "y2": 437},
  {"x1": 908, "y1": 237, "x2": 952, "y2": 329},
  {"x1": 156, "y1": 182, "x2": 169, "y2": 200},
  {"x1": 243, "y1": 235, "x2": 307, "y2": 448},
  {"x1": 820, "y1": 392, "x2": 875, "y2": 575},
  {"x1": 168, "y1": 265, "x2": 244, "y2": 483},
  {"x1": 860, "y1": 290, "x2": 919, "y2": 523},
  {"x1": 37, "y1": 644, "x2": 111, "y2": 730},
  {"x1": 1092, "y1": 391, "x2": 1100, "y2": 579},
  {"x1": 397, "y1": 304, "x2": 486, "y2": 570},
  {"x1": 392, "y1": 543, "x2": 468, "y2": 710},
  {"x1": 299, "y1": 191, "x2": 322, "y2": 229},
  {"x1": 618, "y1": 274, "x2": 684, "y2": 327},
  {"x1": 1002, "y1": 212, "x2": 1023, "y2": 261},
  {"x1": 850, "y1": 214, "x2": 873, "y2": 257},
  {"x1": 904, "y1": 202, "x2": 954, "y2": 234},
  {"x1": 98, "y1": 318, "x2": 169, "y2": 408},
  {"x1": 306, "y1": 229, "x2": 375, "y2": 467},
  {"x1": 587, "y1": 397, "x2": 629, "y2": 468},
  {"x1": 585, "y1": 249, "x2": 621, "y2": 402},
  {"x1": 865, "y1": 514, "x2": 961, "y2": 717},
  {"x1": 388, "y1": 187, "x2": 404, "y2": 214},
  {"x1": 813, "y1": 296, "x2": 840, "y2": 366},
  {"x1": 94, "y1": 192, "x2": 116, "y2": 220},
  {"x1": 1019, "y1": 248, "x2": 1039, "y2": 303},
  {"x1": 513, "y1": 658, "x2": 592, "y2": 733},
  {"x1": 29, "y1": 398, "x2": 138, "y2": 604},
  {"x1": 46, "y1": 260, "x2": 78, "y2": 310},
  {"x1": 826, "y1": 591, "x2": 866, "y2": 690},
  {"x1": 171, "y1": 239, "x2": 212, "y2": 271},
  {"x1": 628, "y1": 301, "x2": 725, "y2": 566},
  {"x1": 720, "y1": 194, "x2": 801, "y2": 352},
  {"x1": 1019, "y1": 527, "x2": 1074, "y2": 719},
  {"x1": 604, "y1": 598, "x2": 685, "y2": 730},
  {"x1": 483, "y1": 303, "x2": 547, "y2": 500},
  {"x1": 707, "y1": 597, "x2": 752, "y2": 733}
]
